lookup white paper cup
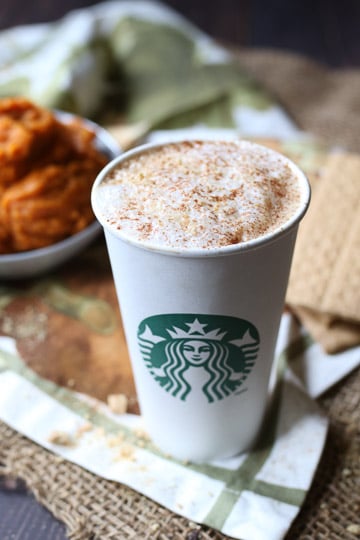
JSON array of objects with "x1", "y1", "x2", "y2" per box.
[{"x1": 91, "y1": 141, "x2": 310, "y2": 462}]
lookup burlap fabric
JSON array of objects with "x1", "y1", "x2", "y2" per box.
[
  {"x1": 1, "y1": 50, "x2": 360, "y2": 539},
  {"x1": 236, "y1": 48, "x2": 360, "y2": 153}
]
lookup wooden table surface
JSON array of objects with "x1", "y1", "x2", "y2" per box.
[{"x1": 0, "y1": 1, "x2": 359, "y2": 539}]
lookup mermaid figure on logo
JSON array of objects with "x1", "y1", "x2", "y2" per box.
[{"x1": 138, "y1": 317, "x2": 259, "y2": 403}]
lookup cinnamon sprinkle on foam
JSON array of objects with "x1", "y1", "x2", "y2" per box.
[{"x1": 96, "y1": 140, "x2": 301, "y2": 249}]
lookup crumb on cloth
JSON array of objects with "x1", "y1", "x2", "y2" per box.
[
  {"x1": 47, "y1": 430, "x2": 76, "y2": 447},
  {"x1": 107, "y1": 393, "x2": 128, "y2": 414}
]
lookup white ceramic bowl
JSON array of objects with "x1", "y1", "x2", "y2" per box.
[{"x1": 0, "y1": 111, "x2": 120, "y2": 280}]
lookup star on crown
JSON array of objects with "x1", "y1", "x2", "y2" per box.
[{"x1": 167, "y1": 318, "x2": 227, "y2": 341}]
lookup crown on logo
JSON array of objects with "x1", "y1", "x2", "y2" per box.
[{"x1": 166, "y1": 318, "x2": 227, "y2": 341}]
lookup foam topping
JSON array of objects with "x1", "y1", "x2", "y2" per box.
[{"x1": 95, "y1": 140, "x2": 301, "y2": 249}]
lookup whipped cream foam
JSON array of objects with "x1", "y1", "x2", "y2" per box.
[{"x1": 95, "y1": 140, "x2": 301, "y2": 249}]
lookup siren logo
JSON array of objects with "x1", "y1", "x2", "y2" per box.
[{"x1": 137, "y1": 314, "x2": 260, "y2": 403}]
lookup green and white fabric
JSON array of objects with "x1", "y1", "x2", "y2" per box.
[
  {"x1": 0, "y1": 0, "x2": 297, "y2": 138},
  {"x1": 0, "y1": 313, "x2": 328, "y2": 540}
]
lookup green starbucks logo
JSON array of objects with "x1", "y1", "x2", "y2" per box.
[{"x1": 137, "y1": 314, "x2": 260, "y2": 403}]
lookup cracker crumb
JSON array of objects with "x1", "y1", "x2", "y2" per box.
[
  {"x1": 114, "y1": 442, "x2": 136, "y2": 462},
  {"x1": 47, "y1": 430, "x2": 75, "y2": 447},
  {"x1": 149, "y1": 522, "x2": 160, "y2": 532},
  {"x1": 76, "y1": 422, "x2": 93, "y2": 437},
  {"x1": 133, "y1": 427, "x2": 150, "y2": 441},
  {"x1": 107, "y1": 393, "x2": 128, "y2": 415},
  {"x1": 188, "y1": 521, "x2": 201, "y2": 529},
  {"x1": 346, "y1": 524, "x2": 360, "y2": 535},
  {"x1": 94, "y1": 427, "x2": 105, "y2": 438},
  {"x1": 106, "y1": 432, "x2": 125, "y2": 448}
]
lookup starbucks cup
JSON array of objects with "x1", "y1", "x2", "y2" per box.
[{"x1": 91, "y1": 140, "x2": 310, "y2": 463}]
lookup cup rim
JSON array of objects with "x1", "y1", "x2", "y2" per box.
[{"x1": 91, "y1": 139, "x2": 311, "y2": 258}]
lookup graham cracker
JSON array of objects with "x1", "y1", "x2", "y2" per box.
[
  {"x1": 291, "y1": 306, "x2": 360, "y2": 354},
  {"x1": 286, "y1": 152, "x2": 360, "y2": 352}
]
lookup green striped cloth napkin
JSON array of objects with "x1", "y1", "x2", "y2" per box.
[
  {"x1": 0, "y1": 0, "x2": 297, "y2": 138},
  {"x1": 0, "y1": 313, "x2": 328, "y2": 540}
]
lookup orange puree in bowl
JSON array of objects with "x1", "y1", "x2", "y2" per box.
[{"x1": 0, "y1": 97, "x2": 108, "y2": 254}]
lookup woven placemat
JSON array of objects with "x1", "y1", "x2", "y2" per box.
[
  {"x1": 1, "y1": 50, "x2": 360, "y2": 540},
  {"x1": 235, "y1": 48, "x2": 360, "y2": 153}
]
